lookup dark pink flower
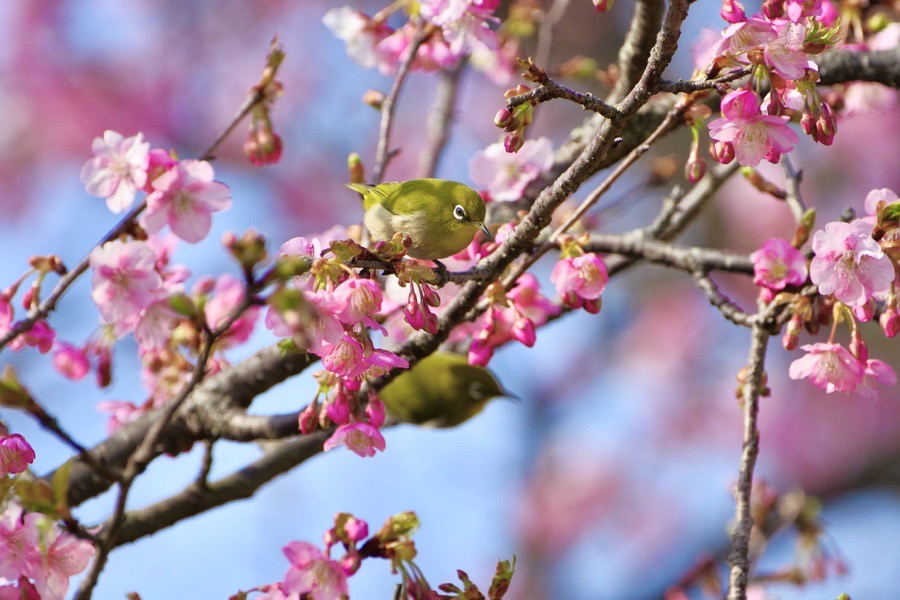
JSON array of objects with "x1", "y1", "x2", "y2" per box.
[
  {"x1": 0, "y1": 434, "x2": 35, "y2": 476},
  {"x1": 282, "y1": 541, "x2": 349, "y2": 600},
  {"x1": 550, "y1": 253, "x2": 608, "y2": 311},
  {"x1": 323, "y1": 423, "x2": 386, "y2": 458},
  {"x1": 52, "y1": 343, "x2": 90, "y2": 381},
  {"x1": 708, "y1": 89, "x2": 799, "y2": 166},
  {"x1": 751, "y1": 238, "x2": 808, "y2": 291}
]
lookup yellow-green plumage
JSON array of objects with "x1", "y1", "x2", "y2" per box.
[
  {"x1": 380, "y1": 352, "x2": 507, "y2": 427},
  {"x1": 348, "y1": 178, "x2": 490, "y2": 260}
]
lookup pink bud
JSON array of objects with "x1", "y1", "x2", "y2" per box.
[
  {"x1": 881, "y1": 307, "x2": 899, "y2": 338},
  {"x1": 504, "y1": 132, "x2": 524, "y2": 153},
  {"x1": 711, "y1": 140, "x2": 735, "y2": 164},
  {"x1": 0, "y1": 434, "x2": 36, "y2": 476}
]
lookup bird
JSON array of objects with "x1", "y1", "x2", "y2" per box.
[
  {"x1": 379, "y1": 352, "x2": 510, "y2": 427},
  {"x1": 347, "y1": 178, "x2": 491, "y2": 260}
]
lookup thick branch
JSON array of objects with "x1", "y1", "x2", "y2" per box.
[
  {"x1": 611, "y1": 0, "x2": 665, "y2": 102},
  {"x1": 110, "y1": 433, "x2": 330, "y2": 547},
  {"x1": 817, "y1": 47, "x2": 900, "y2": 88}
]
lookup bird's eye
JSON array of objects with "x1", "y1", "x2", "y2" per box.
[
  {"x1": 453, "y1": 204, "x2": 466, "y2": 221},
  {"x1": 468, "y1": 381, "x2": 486, "y2": 400}
]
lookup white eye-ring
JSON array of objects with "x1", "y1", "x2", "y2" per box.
[
  {"x1": 468, "y1": 381, "x2": 486, "y2": 400},
  {"x1": 453, "y1": 204, "x2": 466, "y2": 221}
]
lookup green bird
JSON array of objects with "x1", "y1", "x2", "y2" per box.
[
  {"x1": 348, "y1": 178, "x2": 491, "y2": 260},
  {"x1": 380, "y1": 352, "x2": 509, "y2": 427}
]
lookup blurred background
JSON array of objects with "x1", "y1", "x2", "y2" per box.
[{"x1": 1, "y1": 1, "x2": 899, "y2": 598}]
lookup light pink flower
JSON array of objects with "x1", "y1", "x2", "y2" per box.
[
  {"x1": 751, "y1": 238, "x2": 808, "y2": 291},
  {"x1": 470, "y1": 137, "x2": 553, "y2": 201},
  {"x1": 550, "y1": 253, "x2": 608, "y2": 312},
  {"x1": 134, "y1": 300, "x2": 178, "y2": 352},
  {"x1": 143, "y1": 160, "x2": 232, "y2": 243},
  {"x1": 320, "y1": 335, "x2": 366, "y2": 379},
  {"x1": 708, "y1": 88, "x2": 799, "y2": 166},
  {"x1": 90, "y1": 240, "x2": 162, "y2": 336},
  {"x1": 25, "y1": 520, "x2": 95, "y2": 600},
  {"x1": 809, "y1": 220, "x2": 895, "y2": 307},
  {"x1": 282, "y1": 541, "x2": 349, "y2": 600},
  {"x1": 323, "y1": 7, "x2": 393, "y2": 70},
  {"x1": 420, "y1": 0, "x2": 499, "y2": 56},
  {"x1": 788, "y1": 342, "x2": 864, "y2": 393},
  {"x1": 80, "y1": 130, "x2": 149, "y2": 213},
  {"x1": 323, "y1": 423, "x2": 386, "y2": 457},
  {"x1": 52, "y1": 342, "x2": 90, "y2": 381},
  {"x1": 0, "y1": 434, "x2": 35, "y2": 476},
  {"x1": 856, "y1": 359, "x2": 898, "y2": 399},
  {"x1": 864, "y1": 187, "x2": 898, "y2": 216},
  {"x1": 97, "y1": 400, "x2": 146, "y2": 434},
  {"x1": 762, "y1": 20, "x2": 809, "y2": 80},
  {"x1": 0, "y1": 504, "x2": 39, "y2": 581}
]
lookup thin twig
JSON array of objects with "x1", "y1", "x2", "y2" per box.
[
  {"x1": 780, "y1": 155, "x2": 807, "y2": 224},
  {"x1": 534, "y1": 0, "x2": 571, "y2": 72},
  {"x1": 506, "y1": 74, "x2": 621, "y2": 119},
  {"x1": 372, "y1": 23, "x2": 431, "y2": 183},
  {"x1": 726, "y1": 323, "x2": 771, "y2": 600},
  {"x1": 417, "y1": 60, "x2": 465, "y2": 178}
]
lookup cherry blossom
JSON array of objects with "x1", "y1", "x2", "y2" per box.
[
  {"x1": 420, "y1": 0, "x2": 499, "y2": 56},
  {"x1": 470, "y1": 137, "x2": 554, "y2": 201},
  {"x1": 551, "y1": 252, "x2": 608, "y2": 313},
  {"x1": 323, "y1": 422, "x2": 386, "y2": 458},
  {"x1": 143, "y1": 159, "x2": 232, "y2": 243},
  {"x1": 80, "y1": 130, "x2": 150, "y2": 213},
  {"x1": 809, "y1": 220, "x2": 895, "y2": 308},
  {"x1": 323, "y1": 7, "x2": 392, "y2": 70},
  {"x1": 90, "y1": 240, "x2": 163, "y2": 336},
  {"x1": 708, "y1": 88, "x2": 799, "y2": 166},
  {"x1": 751, "y1": 238, "x2": 808, "y2": 291},
  {"x1": 788, "y1": 342, "x2": 864, "y2": 393},
  {"x1": 51, "y1": 342, "x2": 90, "y2": 381}
]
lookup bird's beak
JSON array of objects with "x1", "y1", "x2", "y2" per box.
[
  {"x1": 478, "y1": 222, "x2": 493, "y2": 241},
  {"x1": 501, "y1": 388, "x2": 520, "y2": 402}
]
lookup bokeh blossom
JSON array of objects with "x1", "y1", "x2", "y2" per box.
[
  {"x1": 90, "y1": 240, "x2": 163, "y2": 337},
  {"x1": 470, "y1": 137, "x2": 553, "y2": 201},
  {"x1": 789, "y1": 342, "x2": 863, "y2": 393}
]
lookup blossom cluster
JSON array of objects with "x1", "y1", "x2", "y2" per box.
[
  {"x1": 0, "y1": 503, "x2": 95, "y2": 600},
  {"x1": 702, "y1": 0, "x2": 841, "y2": 166},
  {"x1": 264, "y1": 230, "x2": 409, "y2": 457},
  {"x1": 324, "y1": 1, "x2": 518, "y2": 83},
  {"x1": 750, "y1": 188, "x2": 899, "y2": 398}
]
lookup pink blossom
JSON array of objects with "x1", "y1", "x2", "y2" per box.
[
  {"x1": 203, "y1": 274, "x2": 258, "y2": 345},
  {"x1": 721, "y1": 0, "x2": 746, "y2": 23},
  {"x1": 0, "y1": 504, "x2": 39, "y2": 581},
  {"x1": 784, "y1": 0, "x2": 823, "y2": 22},
  {"x1": 134, "y1": 300, "x2": 178, "y2": 352},
  {"x1": 420, "y1": 0, "x2": 499, "y2": 56},
  {"x1": 881, "y1": 306, "x2": 899, "y2": 338},
  {"x1": 550, "y1": 253, "x2": 608, "y2": 312},
  {"x1": 788, "y1": 342, "x2": 864, "y2": 393},
  {"x1": 97, "y1": 400, "x2": 146, "y2": 434},
  {"x1": 468, "y1": 302, "x2": 536, "y2": 366},
  {"x1": 9, "y1": 320, "x2": 55, "y2": 354},
  {"x1": 323, "y1": 422, "x2": 386, "y2": 457},
  {"x1": 90, "y1": 240, "x2": 162, "y2": 336},
  {"x1": 470, "y1": 137, "x2": 554, "y2": 201},
  {"x1": 52, "y1": 342, "x2": 90, "y2": 381},
  {"x1": 80, "y1": 130, "x2": 149, "y2": 213},
  {"x1": 332, "y1": 277, "x2": 384, "y2": 329},
  {"x1": 282, "y1": 541, "x2": 349, "y2": 600},
  {"x1": 142, "y1": 148, "x2": 177, "y2": 193},
  {"x1": 708, "y1": 88, "x2": 799, "y2": 166},
  {"x1": 751, "y1": 238, "x2": 808, "y2": 291},
  {"x1": 25, "y1": 521, "x2": 95, "y2": 600},
  {"x1": 143, "y1": 159, "x2": 232, "y2": 243},
  {"x1": 323, "y1": 7, "x2": 393, "y2": 70},
  {"x1": 856, "y1": 359, "x2": 898, "y2": 399},
  {"x1": 320, "y1": 335, "x2": 366, "y2": 379},
  {"x1": 358, "y1": 348, "x2": 409, "y2": 380},
  {"x1": 507, "y1": 273, "x2": 560, "y2": 327},
  {"x1": 864, "y1": 187, "x2": 898, "y2": 216},
  {"x1": 376, "y1": 24, "x2": 460, "y2": 74},
  {"x1": 809, "y1": 220, "x2": 895, "y2": 307},
  {"x1": 0, "y1": 295, "x2": 11, "y2": 335},
  {"x1": 0, "y1": 434, "x2": 35, "y2": 476},
  {"x1": 762, "y1": 20, "x2": 809, "y2": 80}
]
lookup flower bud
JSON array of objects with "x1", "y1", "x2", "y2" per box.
[
  {"x1": 504, "y1": 131, "x2": 524, "y2": 153},
  {"x1": 685, "y1": 154, "x2": 708, "y2": 183},
  {"x1": 710, "y1": 140, "x2": 735, "y2": 164},
  {"x1": 363, "y1": 89, "x2": 385, "y2": 110},
  {"x1": 494, "y1": 107, "x2": 515, "y2": 129}
]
